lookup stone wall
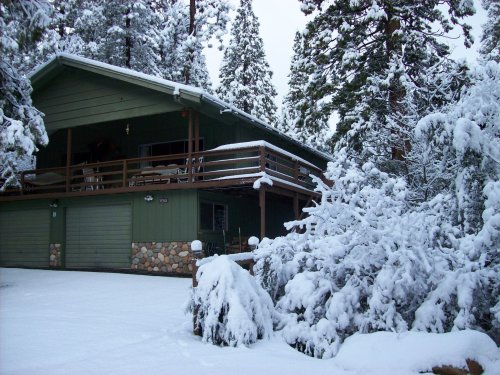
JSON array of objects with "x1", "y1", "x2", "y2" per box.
[
  {"x1": 130, "y1": 242, "x2": 193, "y2": 274},
  {"x1": 49, "y1": 244, "x2": 61, "y2": 267}
]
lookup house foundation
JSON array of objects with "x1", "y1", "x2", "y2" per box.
[
  {"x1": 130, "y1": 242, "x2": 193, "y2": 274},
  {"x1": 49, "y1": 244, "x2": 62, "y2": 267}
]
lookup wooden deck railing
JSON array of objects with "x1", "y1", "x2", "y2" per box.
[{"x1": 2, "y1": 143, "x2": 324, "y2": 197}]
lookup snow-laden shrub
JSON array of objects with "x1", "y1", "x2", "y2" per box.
[
  {"x1": 254, "y1": 140, "x2": 499, "y2": 357},
  {"x1": 188, "y1": 255, "x2": 275, "y2": 347}
]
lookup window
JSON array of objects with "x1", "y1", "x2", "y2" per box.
[
  {"x1": 200, "y1": 202, "x2": 227, "y2": 231},
  {"x1": 139, "y1": 139, "x2": 204, "y2": 167}
]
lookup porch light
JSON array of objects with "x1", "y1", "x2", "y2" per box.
[
  {"x1": 144, "y1": 194, "x2": 154, "y2": 203},
  {"x1": 125, "y1": 123, "x2": 130, "y2": 135}
]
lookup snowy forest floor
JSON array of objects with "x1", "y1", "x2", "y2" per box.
[{"x1": 0, "y1": 268, "x2": 498, "y2": 375}]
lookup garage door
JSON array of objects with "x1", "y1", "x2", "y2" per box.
[
  {"x1": 66, "y1": 204, "x2": 131, "y2": 268},
  {"x1": 0, "y1": 209, "x2": 50, "y2": 267}
]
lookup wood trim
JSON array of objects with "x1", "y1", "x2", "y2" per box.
[
  {"x1": 66, "y1": 128, "x2": 72, "y2": 192},
  {"x1": 259, "y1": 187, "x2": 266, "y2": 239},
  {"x1": 2, "y1": 143, "x2": 323, "y2": 202}
]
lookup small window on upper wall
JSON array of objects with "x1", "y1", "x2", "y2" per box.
[{"x1": 200, "y1": 202, "x2": 228, "y2": 231}]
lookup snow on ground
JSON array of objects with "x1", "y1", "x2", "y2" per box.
[{"x1": 0, "y1": 268, "x2": 498, "y2": 375}]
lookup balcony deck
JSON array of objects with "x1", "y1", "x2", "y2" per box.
[{"x1": 0, "y1": 141, "x2": 325, "y2": 201}]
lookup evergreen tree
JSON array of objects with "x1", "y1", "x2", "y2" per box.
[
  {"x1": 279, "y1": 31, "x2": 330, "y2": 150},
  {"x1": 24, "y1": 0, "x2": 230, "y2": 90},
  {"x1": 177, "y1": 0, "x2": 231, "y2": 91},
  {"x1": 99, "y1": 0, "x2": 163, "y2": 76},
  {"x1": 295, "y1": 0, "x2": 474, "y2": 165},
  {"x1": 216, "y1": 0, "x2": 277, "y2": 125},
  {"x1": 159, "y1": 0, "x2": 190, "y2": 83},
  {"x1": 480, "y1": 0, "x2": 500, "y2": 62},
  {"x1": 0, "y1": 0, "x2": 51, "y2": 188}
]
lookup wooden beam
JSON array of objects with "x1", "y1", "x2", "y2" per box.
[
  {"x1": 188, "y1": 109, "x2": 193, "y2": 181},
  {"x1": 195, "y1": 111, "x2": 200, "y2": 153},
  {"x1": 294, "y1": 193, "x2": 299, "y2": 220},
  {"x1": 65, "y1": 128, "x2": 72, "y2": 192},
  {"x1": 259, "y1": 187, "x2": 266, "y2": 239}
]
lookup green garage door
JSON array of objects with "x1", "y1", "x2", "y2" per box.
[
  {"x1": 0, "y1": 209, "x2": 50, "y2": 267},
  {"x1": 66, "y1": 204, "x2": 131, "y2": 268}
]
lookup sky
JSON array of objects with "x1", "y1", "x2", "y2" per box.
[{"x1": 205, "y1": 0, "x2": 488, "y2": 111}]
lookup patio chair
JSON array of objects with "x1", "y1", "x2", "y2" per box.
[
  {"x1": 82, "y1": 167, "x2": 103, "y2": 190},
  {"x1": 178, "y1": 157, "x2": 204, "y2": 183}
]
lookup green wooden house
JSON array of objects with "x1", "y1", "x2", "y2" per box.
[{"x1": 0, "y1": 54, "x2": 330, "y2": 274}]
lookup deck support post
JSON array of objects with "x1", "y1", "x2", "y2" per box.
[
  {"x1": 259, "y1": 187, "x2": 266, "y2": 239},
  {"x1": 122, "y1": 160, "x2": 128, "y2": 187},
  {"x1": 294, "y1": 193, "x2": 299, "y2": 220},
  {"x1": 188, "y1": 109, "x2": 193, "y2": 181},
  {"x1": 65, "y1": 128, "x2": 72, "y2": 192},
  {"x1": 194, "y1": 112, "x2": 200, "y2": 153}
]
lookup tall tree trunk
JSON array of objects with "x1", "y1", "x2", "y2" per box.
[
  {"x1": 125, "y1": 7, "x2": 132, "y2": 68},
  {"x1": 185, "y1": 0, "x2": 196, "y2": 85},
  {"x1": 385, "y1": 14, "x2": 407, "y2": 160}
]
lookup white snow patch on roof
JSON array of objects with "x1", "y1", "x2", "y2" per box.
[
  {"x1": 209, "y1": 141, "x2": 319, "y2": 169},
  {"x1": 30, "y1": 53, "x2": 202, "y2": 96}
]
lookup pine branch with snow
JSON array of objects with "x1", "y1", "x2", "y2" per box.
[{"x1": 0, "y1": 1, "x2": 50, "y2": 188}]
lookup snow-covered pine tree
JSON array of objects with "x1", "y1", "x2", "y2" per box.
[
  {"x1": 295, "y1": 0, "x2": 474, "y2": 165},
  {"x1": 0, "y1": 0, "x2": 51, "y2": 188},
  {"x1": 22, "y1": 0, "x2": 230, "y2": 90},
  {"x1": 20, "y1": 0, "x2": 163, "y2": 76},
  {"x1": 216, "y1": 0, "x2": 277, "y2": 125},
  {"x1": 159, "y1": 0, "x2": 190, "y2": 83},
  {"x1": 91, "y1": 0, "x2": 163, "y2": 77},
  {"x1": 279, "y1": 31, "x2": 330, "y2": 150},
  {"x1": 480, "y1": 0, "x2": 500, "y2": 63},
  {"x1": 21, "y1": 0, "x2": 89, "y2": 71},
  {"x1": 252, "y1": 56, "x2": 499, "y2": 358},
  {"x1": 177, "y1": 0, "x2": 231, "y2": 91}
]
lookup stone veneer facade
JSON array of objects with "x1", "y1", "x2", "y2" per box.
[
  {"x1": 130, "y1": 241, "x2": 193, "y2": 274},
  {"x1": 49, "y1": 243, "x2": 62, "y2": 267}
]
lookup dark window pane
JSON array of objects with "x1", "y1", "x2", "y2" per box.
[
  {"x1": 214, "y1": 204, "x2": 226, "y2": 230},
  {"x1": 200, "y1": 203, "x2": 213, "y2": 231}
]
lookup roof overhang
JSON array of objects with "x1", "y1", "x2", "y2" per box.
[{"x1": 29, "y1": 53, "x2": 332, "y2": 163}]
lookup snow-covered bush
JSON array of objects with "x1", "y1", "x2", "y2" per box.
[
  {"x1": 254, "y1": 125, "x2": 499, "y2": 358},
  {"x1": 411, "y1": 61, "x2": 500, "y2": 342},
  {"x1": 188, "y1": 255, "x2": 275, "y2": 347}
]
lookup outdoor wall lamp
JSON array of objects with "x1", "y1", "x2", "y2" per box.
[
  {"x1": 144, "y1": 195, "x2": 154, "y2": 203},
  {"x1": 125, "y1": 123, "x2": 130, "y2": 135}
]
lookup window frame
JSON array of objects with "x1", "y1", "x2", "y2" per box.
[{"x1": 199, "y1": 201, "x2": 228, "y2": 232}]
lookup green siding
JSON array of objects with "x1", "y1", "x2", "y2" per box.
[
  {"x1": 0, "y1": 209, "x2": 50, "y2": 267},
  {"x1": 132, "y1": 189, "x2": 198, "y2": 242},
  {"x1": 56, "y1": 191, "x2": 198, "y2": 243},
  {"x1": 33, "y1": 68, "x2": 182, "y2": 132},
  {"x1": 66, "y1": 204, "x2": 131, "y2": 268}
]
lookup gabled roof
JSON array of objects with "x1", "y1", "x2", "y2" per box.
[{"x1": 30, "y1": 53, "x2": 332, "y2": 162}]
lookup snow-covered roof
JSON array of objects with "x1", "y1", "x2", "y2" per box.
[{"x1": 29, "y1": 53, "x2": 332, "y2": 163}]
